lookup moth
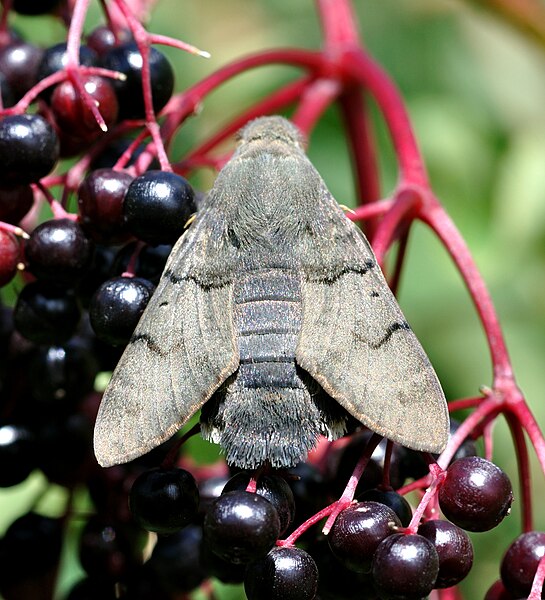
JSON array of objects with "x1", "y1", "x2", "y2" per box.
[{"x1": 94, "y1": 116, "x2": 449, "y2": 470}]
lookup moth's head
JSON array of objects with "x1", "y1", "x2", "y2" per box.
[{"x1": 237, "y1": 116, "x2": 306, "y2": 151}]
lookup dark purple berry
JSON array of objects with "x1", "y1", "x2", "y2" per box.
[
  {"x1": 0, "y1": 512, "x2": 63, "y2": 589},
  {"x1": 36, "y1": 413, "x2": 94, "y2": 486},
  {"x1": 26, "y1": 218, "x2": 94, "y2": 282},
  {"x1": 11, "y1": 0, "x2": 62, "y2": 15},
  {"x1": 79, "y1": 516, "x2": 145, "y2": 582},
  {"x1": 439, "y1": 456, "x2": 513, "y2": 532},
  {"x1": 14, "y1": 281, "x2": 81, "y2": 344},
  {"x1": 418, "y1": 519, "x2": 474, "y2": 588},
  {"x1": 0, "y1": 423, "x2": 36, "y2": 486},
  {"x1": 78, "y1": 168, "x2": 133, "y2": 244},
  {"x1": 198, "y1": 475, "x2": 230, "y2": 517},
  {"x1": 100, "y1": 42, "x2": 174, "y2": 119},
  {"x1": 86, "y1": 26, "x2": 129, "y2": 57},
  {"x1": 223, "y1": 471, "x2": 295, "y2": 535},
  {"x1": 36, "y1": 43, "x2": 98, "y2": 98},
  {"x1": 359, "y1": 487, "x2": 413, "y2": 527},
  {"x1": 485, "y1": 579, "x2": 517, "y2": 600},
  {"x1": 328, "y1": 501, "x2": 401, "y2": 573},
  {"x1": 27, "y1": 338, "x2": 99, "y2": 404},
  {"x1": 113, "y1": 241, "x2": 172, "y2": 285},
  {"x1": 89, "y1": 275, "x2": 155, "y2": 346},
  {"x1": 0, "y1": 184, "x2": 34, "y2": 224},
  {"x1": 146, "y1": 524, "x2": 206, "y2": 593},
  {"x1": 51, "y1": 75, "x2": 118, "y2": 140},
  {"x1": 0, "y1": 114, "x2": 59, "y2": 185},
  {"x1": 0, "y1": 41, "x2": 43, "y2": 100},
  {"x1": 244, "y1": 546, "x2": 319, "y2": 600},
  {"x1": 203, "y1": 490, "x2": 280, "y2": 564},
  {"x1": 371, "y1": 533, "x2": 439, "y2": 600},
  {"x1": 500, "y1": 531, "x2": 545, "y2": 598},
  {"x1": 129, "y1": 467, "x2": 199, "y2": 534},
  {"x1": 123, "y1": 170, "x2": 196, "y2": 245},
  {"x1": 0, "y1": 229, "x2": 20, "y2": 286},
  {"x1": 200, "y1": 540, "x2": 247, "y2": 584}
]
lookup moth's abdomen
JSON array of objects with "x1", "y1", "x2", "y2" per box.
[
  {"x1": 200, "y1": 268, "x2": 341, "y2": 469},
  {"x1": 234, "y1": 269, "x2": 303, "y2": 391}
]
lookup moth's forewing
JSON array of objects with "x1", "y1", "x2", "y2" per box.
[
  {"x1": 93, "y1": 209, "x2": 239, "y2": 467},
  {"x1": 295, "y1": 177, "x2": 449, "y2": 453}
]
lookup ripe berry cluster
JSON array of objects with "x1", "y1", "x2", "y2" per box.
[{"x1": 0, "y1": 1, "x2": 542, "y2": 599}]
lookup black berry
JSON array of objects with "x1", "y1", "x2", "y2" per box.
[
  {"x1": 77, "y1": 168, "x2": 133, "y2": 244},
  {"x1": 25, "y1": 218, "x2": 94, "y2": 282},
  {"x1": 89, "y1": 275, "x2": 155, "y2": 346},
  {"x1": 418, "y1": 519, "x2": 474, "y2": 588},
  {"x1": 123, "y1": 170, "x2": 195, "y2": 245},
  {"x1": 223, "y1": 471, "x2": 295, "y2": 535},
  {"x1": 0, "y1": 114, "x2": 59, "y2": 185},
  {"x1": 244, "y1": 546, "x2": 319, "y2": 600},
  {"x1": 500, "y1": 531, "x2": 545, "y2": 598},
  {"x1": 203, "y1": 490, "x2": 280, "y2": 564},
  {"x1": 129, "y1": 467, "x2": 199, "y2": 534},
  {"x1": 14, "y1": 281, "x2": 80, "y2": 344},
  {"x1": 371, "y1": 533, "x2": 439, "y2": 599},
  {"x1": 100, "y1": 42, "x2": 174, "y2": 119},
  {"x1": 439, "y1": 456, "x2": 513, "y2": 532},
  {"x1": 328, "y1": 501, "x2": 401, "y2": 573}
]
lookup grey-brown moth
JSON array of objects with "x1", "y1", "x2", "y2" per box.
[{"x1": 94, "y1": 116, "x2": 449, "y2": 469}]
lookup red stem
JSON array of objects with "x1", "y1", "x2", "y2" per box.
[
  {"x1": 291, "y1": 78, "x2": 341, "y2": 134},
  {"x1": 182, "y1": 76, "x2": 314, "y2": 166},
  {"x1": 161, "y1": 49, "x2": 324, "y2": 142},
  {"x1": 342, "y1": 48, "x2": 429, "y2": 187},
  {"x1": 422, "y1": 202, "x2": 513, "y2": 381},
  {"x1": 506, "y1": 412, "x2": 533, "y2": 532},
  {"x1": 338, "y1": 88, "x2": 381, "y2": 222},
  {"x1": 315, "y1": 0, "x2": 361, "y2": 50}
]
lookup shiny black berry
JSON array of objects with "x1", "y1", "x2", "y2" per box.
[
  {"x1": 500, "y1": 531, "x2": 545, "y2": 598},
  {"x1": 129, "y1": 467, "x2": 199, "y2": 534},
  {"x1": 14, "y1": 281, "x2": 80, "y2": 344},
  {"x1": 77, "y1": 168, "x2": 133, "y2": 244},
  {"x1": 123, "y1": 170, "x2": 196, "y2": 245},
  {"x1": 0, "y1": 41, "x2": 43, "y2": 100},
  {"x1": 203, "y1": 490, "x2": 280, "y2": 564},
  {"x1": 359, "y1": 487, "x2": 413, "y2": 527},
  {"x1": 438, "y1": 456, "x2": 513, "y2": 532},
  {"x1": 0, "y1": 423, "x2": 36, "y2": 487},
  {"x1": 0, "y1": 114, "x2": 59, "y2": 185},
  {"x1": 100, "y1": 42, "x2": 174, "y2": 119},
  {"x1": 223, "y1": 471, "x2": 295, "y2": 535},
  {"x1": 418, "y1": 519, "x2": 474, "y2": 588},
  {"x1": 244, "y1": 546, "x2": 319, "y2": 600},
  {"x1": 36, "y1": 43, "x2": 98, "y2": 98},
  {"x1": 328, "y1": 501, "x2": 401, "y2": 573},
  {"x1": 371, "y1": 533, "x2": 439, "y2": 599},
  {"x1": 26, "y1": 218, "x2": 94, "y2": 282},
  {"x1": 0, "y1": 229, "x2": 20, "y2": 286},
  {"x1": 146, "y1": 524, "x2": 207, "y2": 593},
  {"x1": 89, "y1": 276, "x2": 155, "y2": 346},
  {"x1": 0, "y1": 184, "x2": 34, "y2": 224}
]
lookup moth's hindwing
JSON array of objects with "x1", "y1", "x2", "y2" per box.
[
  {"x1": 296, "y1": 187, "x2": 449, "y2": 454},
  {"x1": 93, "y1": 214, "x2": 239, "y2": 467}
]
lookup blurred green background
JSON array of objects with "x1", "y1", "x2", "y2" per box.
[{"x1": 3, "y1": 0, "x2": 545, "y2": 598}]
